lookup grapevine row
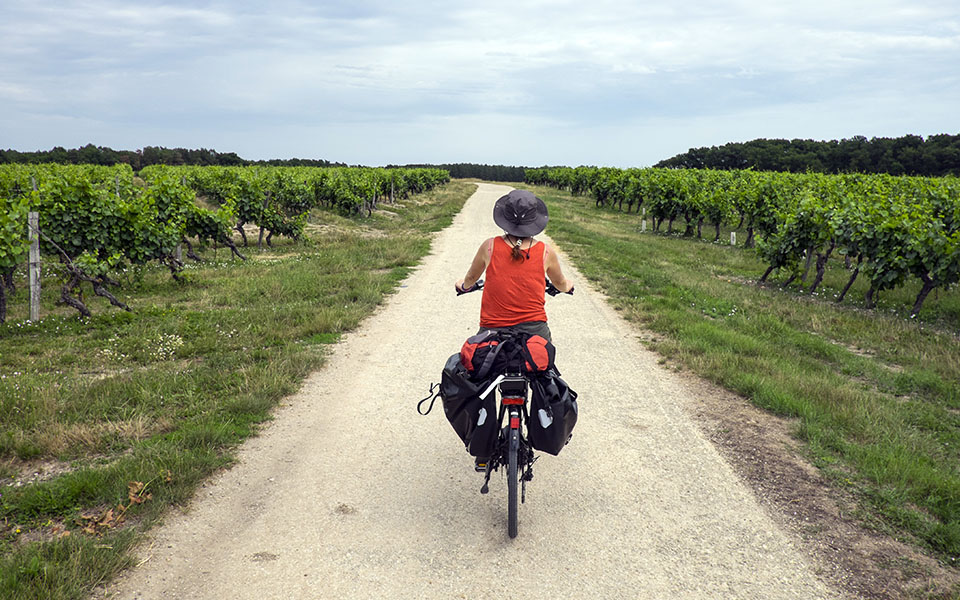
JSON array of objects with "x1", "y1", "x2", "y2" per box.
[
  {"x1": 526, "y1": 167, "x2": 960, "y2": 317},
  {"x1": 142, "y1": 165, "x2": 449, "y2": 246},
  {"x1": 0, "y1": 165, "x2": 449, "y2": 323}
]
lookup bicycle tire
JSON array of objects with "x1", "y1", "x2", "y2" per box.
[{"x1": 507, "y1": 418, "x2": 519, "y2": 538}]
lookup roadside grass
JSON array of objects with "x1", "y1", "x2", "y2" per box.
[
  {"x1": 0, "y1": 182, "x2": 474, "y2": 600},
  {"x1": 530, "y1": 185, "x2": 960, "y2": 565}
]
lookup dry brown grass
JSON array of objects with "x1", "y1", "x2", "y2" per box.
[{"x1": 8, "y1": 417, "x2": 175, "y2": 462}]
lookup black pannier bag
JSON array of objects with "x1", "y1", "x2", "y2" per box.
[
  {"x1": 422, "y1": 331, "x2": 572, "y2": 458},
  {"x1": 528, "y1": 369, "x2": 578, "y2": 455},
  {"x1": 467, "y1": 393, "x2": 498, "y2": 458},
  {"x1": 437, "y1": 353, "x2": 498, "y2": 457}
]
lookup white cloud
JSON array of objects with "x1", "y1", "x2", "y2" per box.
[
  {"x1": 0, "y1": 0, "x2": 957, "y2": 164},
  {"x1": 0, "y1": 82, "x2": 38, "y2": 103}
]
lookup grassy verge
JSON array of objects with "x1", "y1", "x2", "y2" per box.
[
  {"x1": 529, "y1": 184, "x2": 960, "y2": 565},
  {"x1": 0, "y1": 182, "x2": 474, "y2": 599}
]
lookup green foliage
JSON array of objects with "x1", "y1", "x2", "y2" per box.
[
  {"x1": 0, "y1": 196, "x2": 30, "y2": 270},
  {"x1": 140, "y1": 165, "x2": 450, "y2": 239},
  {"x1": 0, "y1": 143, "x2": 251, "y2": 170},
  {"x1": 0, "y1": 164, "x2": 450, "y2": 321},
  {"x1": 656, "y1": 133, "x2": 960, "y2": 177},
  {"x1": 392, "y1": 162, "x2": 526, "y2": 181},
  {"x1": 527, "y1": 166, "x2": 960, "y2": 317}
]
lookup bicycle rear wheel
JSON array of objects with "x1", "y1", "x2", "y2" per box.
[{"x1": 507, "y1": 417, "x2": 519, "y2": 538}]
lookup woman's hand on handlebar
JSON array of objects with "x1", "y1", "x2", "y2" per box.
[
  {"x1": 545, "y1": 279, "x2": 574, "y2": 296},
  {"x1": 456, "y1": 279, "x2": 484, "y2": 295}
]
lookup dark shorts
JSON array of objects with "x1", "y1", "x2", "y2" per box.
[{"x1": 477, "y1": 320, "x2": 552, "y2": 343}]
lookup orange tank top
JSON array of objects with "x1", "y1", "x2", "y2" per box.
[{"x1": 480, "y1": 236, "x2": 547, "y2": 328}]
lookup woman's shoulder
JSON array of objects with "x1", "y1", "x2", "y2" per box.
[
  {"x1": 482, "y1": 236, "x2": 498, "y2": 256},
  {"x1": 539, "y1": 240, "x2": 557, "y2": 259}
]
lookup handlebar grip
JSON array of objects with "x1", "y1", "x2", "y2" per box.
[
  {"x1": 456, "y1": 279, "x2": 484, "y2": 295},
  {"x1": 545, "y1": 279, "x2": 574, "y2": 297}
]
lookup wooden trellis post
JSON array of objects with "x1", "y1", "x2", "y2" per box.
[{"x1": 29, "y1": 211, "x2": 40, "y2": 322}]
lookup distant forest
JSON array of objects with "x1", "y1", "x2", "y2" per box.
[
  {"x1": 6, "y1": 136, "x2": 960, "y2": 179},
  {"x1": 0, "y1": 145, "x2": 526, "y2": 180},
  {"x1": 391, "y1": 163, "x2": 526, "y2": 182},
  {"x1": 0, "y1": 144, "x2": 346, "y2": 169},
  {"x1": 656, "y1": 134, "x2": 960, "y2": 176}
]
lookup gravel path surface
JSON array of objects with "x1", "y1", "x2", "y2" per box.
[{"x1": 101, "y1": 183, "x2": 838, "y2": 599}]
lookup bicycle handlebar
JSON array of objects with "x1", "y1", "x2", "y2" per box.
[
  {"x1": 547, "y1": 279, "x2": 574, "y2": 296},
  {"x1": 456, "y1": 278, "x2": 573, "y2": 296}
]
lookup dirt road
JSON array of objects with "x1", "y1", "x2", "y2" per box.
[{"x1": 102, "y1": 183, "x2": 837, "y2": 599}]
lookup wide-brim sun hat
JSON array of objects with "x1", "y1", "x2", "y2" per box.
[{"x1": 492, "y1": 190, "x2": 549, "y2": 238}]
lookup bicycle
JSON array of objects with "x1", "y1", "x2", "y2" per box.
[{"x1": 456, "y1": 279, "x2": 570, "y2": 538}]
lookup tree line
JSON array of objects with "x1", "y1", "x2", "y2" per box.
[
  {"x1": 0, "y1": 147, "x2": 529, "y2": 180},
  {"x1": 7, "y1": 137, "x2": 960, "y2": 179},
  {"x1": 656, "y1": 134, "x2": 960, "y2": 177},
  {"x1": 390, "y1": 163, "x2": 527, "y2": 182},
  {"x1": 0, "y1": 144, "x2": 347, "y2": 170}
]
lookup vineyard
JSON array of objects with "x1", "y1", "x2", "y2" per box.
[
  {"x1": 526, "y1": 166, "x2": 960, "y2": 318},
  {"x1": 0, "y1": 164, "x2": 449, "y2": 323},
  {"x1": 0, "y1": 178, "x2": 472, "y2": 600}
]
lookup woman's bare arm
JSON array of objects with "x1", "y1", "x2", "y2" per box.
[
  {"x1": 456, "y1": 238, "x2": 492, "y2": 292},
  {"x1": 544, "y1": 244, "x2": 573, "y2": 292}
]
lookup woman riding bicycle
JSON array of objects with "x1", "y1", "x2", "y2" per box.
[{"x1": 455, "y1": 189, "x2": 573, "y2": 342}]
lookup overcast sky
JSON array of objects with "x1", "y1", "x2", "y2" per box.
[{"x1": 1, "y1": 0, "x2": 958, "y2": 167}]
